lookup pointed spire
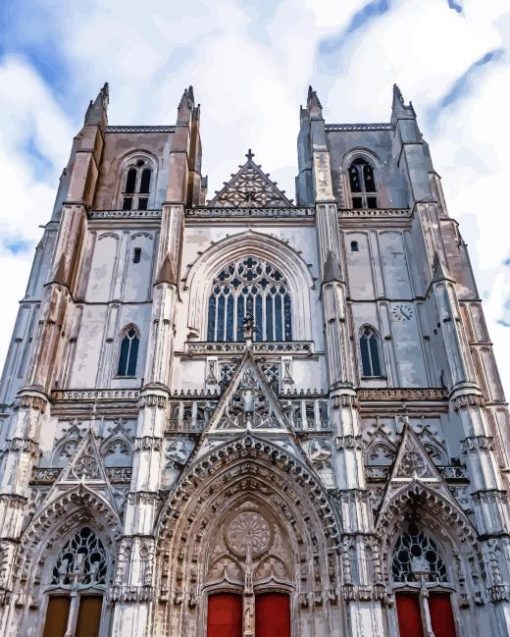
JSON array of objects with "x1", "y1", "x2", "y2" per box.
[
  {"x1": 155, "y1": 253, "x2": 177, "y2": 286},
  {"x1": 391, "y1": 83, "x2": 416, "y2": 120},
  {"x1": 178, "y1": 85, "x2": 195, "y2": 110},
  {"x1": 323, "y1": 250, "x2": 342, "y2": 283},
  {"x1": 84, "y1": 82, "x2": 109, "y2": 127},
  {"x1": 307, "y1": 85, "x2": 323, "y2": 119}
]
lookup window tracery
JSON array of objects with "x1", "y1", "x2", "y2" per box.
[
  {"x1": 117, "y1": 326, "x2": 139, "y2": 376},
  {"x1": 359, "y1": 326, "x2": 383, "y2": 377},
  {"x1": 348, "y1": 157, "x2": 377, "y2": 209},
  {"x1": 207, "y1": 256, "x2": 292, "y2": 342},
  {"x1": 51, "y1": 527, "x2": 108, "y2": 586},
  {"x1": 120, "y1": 158, "x2": 153, "y2": 211},
  {"x1": 392, "y1": 523, "x2": 448, "y2": 583}
]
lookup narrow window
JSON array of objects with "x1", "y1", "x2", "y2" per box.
[
  {"x1": 359, "y1": 326, "x2": 382, "y2": 377},
  {"x1": 122, "y1": 197, "x2": 133, "y2": 211},
  {"x1": 350, "y1": 241, "x2": 359, "y2": 252},
  {"x1": 138, "y1": 197, "x2": 148, "y2": 210},
  {"x1": 125, "y1": 168, "x2": 137, "y2": 194},
  {"x1": 139, "y1": 168, "x2": 152, "y2": 194},
  {"x1": 348, "y1": 157, "x2": 377, "y2": 208},
  {"x1": 133, "y1": 248, "x2": 141, "y2": 264},
  {"x1": 117, "y1": 327, "x2": 139, "y2": 376}
]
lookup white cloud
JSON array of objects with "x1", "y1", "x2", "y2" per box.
[{"x1": 1, "y1": 0, "x2": 510, "y2": 397}]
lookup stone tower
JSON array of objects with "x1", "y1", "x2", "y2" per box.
[{"x1": 0, "y1": 83, "x2": 509, "y2": 637}]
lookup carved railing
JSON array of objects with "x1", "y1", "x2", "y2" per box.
[
  {"x1": 358, "y1": 388, "x2": 448, "y2": 402},
  {"x1": 184, "y1": 341, "x2": 314, "y2": 356},
  {"x1": 31, "y1": 466, "x2": 133, "y2": 484},
  {"x1": 325, "y1": 123, "x2": 392, "y2": 132},
  {"x1": 165, "y1": 395, "x2": 331, "y2": 433},
  {"x1": 88, "y1": 209, "x2": 161, "y2": 219},
  {"x1": 52, "y1": 388, "x2": 141, "y2": 402},
  {"x1": 186, "y1": 207, "x2": 314, "y2": 218},
  {"x1": 338, "y1": 208, "x2": 411, "y2": 219},
  {"x1": 365, "y1": 464, "x2": 468, "y2": 482}
]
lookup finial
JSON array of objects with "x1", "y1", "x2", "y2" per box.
[
  {"x1": 245, "y1": 149, "x2": 254, "y2": 161},
  {"x1": 306, "y1": 85, "x2": 323, "y2": 118}
]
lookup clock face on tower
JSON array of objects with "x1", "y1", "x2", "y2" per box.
[{"x1": 391, "y1": 303, "x2": 414, "y2": 322}]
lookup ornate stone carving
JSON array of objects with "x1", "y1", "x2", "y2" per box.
[
  {"x1": 225, "y1": 511, "x2": 271, "y2": 557},
  {"x1": 208, "y1": 151, "x2": 293, "y2": 208}
]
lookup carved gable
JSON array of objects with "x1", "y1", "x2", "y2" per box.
[
  {"x1": 208, "y1": 150, "x2": 294, "y2": 208},
  {"x1": 205, "y1": 351, "x2": 290, "y2": 433}
]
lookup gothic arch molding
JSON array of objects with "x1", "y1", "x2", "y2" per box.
[
  {"x1": 185, "y1": 231, "x2": 315, "y2": 340},
  {"x1": 16, "y1": 485, "x2": 120, "y2": 595},
  {"x1": 376, "y1": 481, "x2": 480, "y2": 590},
  {"x1": 155, "y1": 435, "x2": 341, "y2": 633}
]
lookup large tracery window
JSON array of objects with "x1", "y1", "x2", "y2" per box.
[
  {"x1": 42, "y1": 527, "x2": 108, "y2": 637},
  {"x1": 207, "y1": 256, "x2": 292, "y2": 342},
  {"x1": 348, "y1": 157, "x2": 377, "y2": 209},
  {"x1": 392, "y1": 522, "x2": 457, "y2": 637}
]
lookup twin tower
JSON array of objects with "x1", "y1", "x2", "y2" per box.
[{"x1": 0, "y1": 83, "x2": 509, "y2": 637}]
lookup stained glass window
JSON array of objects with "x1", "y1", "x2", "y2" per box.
[{"x1": 207, "y1": 256, "x2": 292, "y2": 342}]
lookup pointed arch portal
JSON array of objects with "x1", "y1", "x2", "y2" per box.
[{"x1": 156, "y1": 435, "x2": 340, "y2": 637}]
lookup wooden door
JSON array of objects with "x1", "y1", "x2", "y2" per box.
[
  {"x1": 75, "y1": 595, "x2": 104, "y2": 637},
  {"x1": 207, "y1": 593, "x2": 243, "y2": 637},
  {"x1": 255, "y1": 593, "x2": 291, "y2": 637},
  {"x1": 42, "y1": 596, "x2": 71, "y2": 637},
  {"x1": 429, "y1": 592, "x2": 457, "y2": 637},
  {"x1": 395, "y1": 592, "x2": 424, "y2": 637}
]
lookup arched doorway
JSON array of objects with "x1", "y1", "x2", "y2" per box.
[{"x1": 156, "y1": 436, "x2": 341, "y2": 637}]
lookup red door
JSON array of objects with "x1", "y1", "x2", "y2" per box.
[
  {"x1": 429, "y1": 593, "x2": 457, "y2": 637},
  {"x1": 255, "y1": 593, "x2": 291, "y2": 637},
  {"x1": 396, "y1": 592, "x2": 424, "y2": 637},
  {"x1": 207, "y1": 593, "x2": 242, "y2": 637}
]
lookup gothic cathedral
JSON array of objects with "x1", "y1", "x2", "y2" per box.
[{"x1": 0, "y1": 83, "x2": 509, "y2": 637}]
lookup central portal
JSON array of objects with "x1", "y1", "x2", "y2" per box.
[
  {"x1": 204, "y1": 503, "x2": 293, "y2": 637},
  {"x1": 207, "y1": 592, "x2": 290, "y2": 637}
]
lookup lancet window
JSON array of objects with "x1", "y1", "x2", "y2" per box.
[
  {"x1": 42, "y1": 527, "x2": 108, "y2": 637},
  {"x1": 348, "y1": 157, "x2": 377, "y2": 209},
  {"x1": 206, "y1": 256, "x2": 292, "y2": 342},
  {"x1": 121, "y1": 158, "x2": 153, "y2": 211},
  {"x1": 359, "y1": 326, "x2": 383, "y2": 377},
  {"x1": 117, "y1": 326, "x2": 139, "y2": 376},
  {"x1": 392, "y1": 522, "x2": 457, "y2": 637}
]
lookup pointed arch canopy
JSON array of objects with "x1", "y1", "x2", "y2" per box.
[
  {"x1": 186, "y1": 231, "x2": 315, "y2": 341},
  {"x1": 155, "y1": 434, "x2": 341, "y2": 611},
  {"x1": 16, "y1": 485, "x2": 120, "y2": 592}
]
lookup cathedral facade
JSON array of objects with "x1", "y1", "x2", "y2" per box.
[{"x1": 0, "y1": 82, "x2": 509, "y2": 637}]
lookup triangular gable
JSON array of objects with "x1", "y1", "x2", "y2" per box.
[
  {"x1": 377, "y1": 423, "x2": 456, "y2": 519},
  {"x1": 208, "y1": 150, "x2": 294, "y2": 208},
  {"x1": 59, "y1": 428, "x2": 110, "y2": 483},
  {"x1": 42, "y1": 428, "x2": 118, "y2": 513},
  {"x1": 206, "y1": 350, "x2": 291, "y2": 434}
]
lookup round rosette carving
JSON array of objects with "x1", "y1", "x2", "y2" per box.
[{"x1": 225, "y1": 511, "x2": 272, "y2": 558}]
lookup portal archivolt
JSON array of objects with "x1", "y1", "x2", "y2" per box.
[{"x1": 155, "y1": 437, "x2": 341, "y2": 636}]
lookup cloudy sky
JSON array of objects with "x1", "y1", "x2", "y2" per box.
[{"x1": 0, "y1": 0, "x2": 509, "y2": 393}]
